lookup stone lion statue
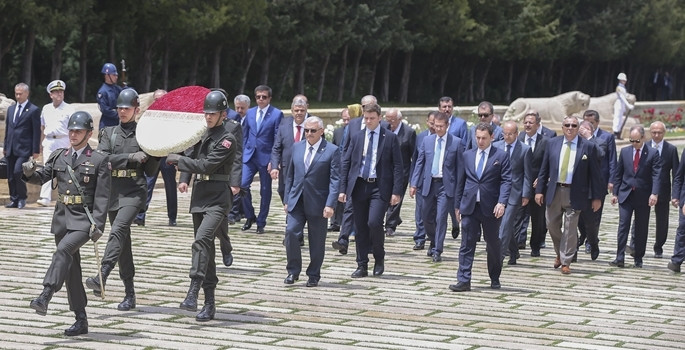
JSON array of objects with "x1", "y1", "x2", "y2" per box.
[
  {"x1": 586, "y1": 92, "x2": 637, "y2": 124},
  {"x1": 504, "y1": 91, "x2": 591, "y2": 124}
]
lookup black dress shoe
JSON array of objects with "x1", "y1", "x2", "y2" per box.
[
  {"x1": 530, "y1": 250, "x2": 540, "y2": 257},
  {"x1": 332, "y1": 241, "x2": 348, "y2": 255},
  {"x1": 633, "y1": 261, "x2": 643, "y2": 268},
  {"x1": 351, "y1": 266, "x2": 368, "y2": 278},
  {"x1": 507, "y1": 258, "x2": 517, "y2": 265},
  {"x1": 4, "y1": 201, "x2": 17, "y2": 208},
  {"x1": 609, "y1": 260, "x2": 625, "y2": 268},
  {"x1": 169, "y1": 220, "x2": 177, "y2": 226},
  {"x1": 256, "y1": 226, "x2": 265, "y2": 234},
  {"x1": 227, "y1": 216, "x2": 236, "y2": 225},
  {"x1": 306, "y1": 278, "x2": 318, "y2": 287},
  {"x1": 17, "y1": 199, "x2": 26, "y2": 209},
  {"x1": 449, "y1": 281, "x2": 471, "y2": 292},
  {"x1": 222, "y1": 252, "x2": 233, "y2": 267},
  {"x1": 654, "y1": 252, "x2": 663, "y2": 258},
  {"x1": 328, "y1": 224, "x2": 340, "y2": 232},
  {"x1": 668, "y1": 262, "x2": 681, "y2": 272},
  {"x1": 517, "y1": 242, "x2": 526, "y2": 250},
  {"x1": 385, "y1": 227, "x2": 395, "y2": 237},
  {"x1": 413, "y1": 243, "x2": 425, "y2": 250},
  {"x1": 432, "y1": 253, "x2": 442, "y2": 263},
  {"x1": 490, "y1": 280, "x2": 501, "y2": 289},
  {"x1": 284, "y1": 274, "x2": 299, "y2": 284},
  {"x1": 590, "y1": 248, "x2": 599, "y2": 261},
  {"x1": 133, "y1": 218, "x2": 145, "y2": 226},
  {"x1": 242, "y1": 218, "x2": 255, "y2": 231},
  {"x1": 373, "y1": 262, "x2": 384, "y2": 276},
  {"x1": 64, "y1": 319, "x2": 88, "y2": 336},
  {"x1": 452, "y1": 226, "x2": 459, "y2": 239}
]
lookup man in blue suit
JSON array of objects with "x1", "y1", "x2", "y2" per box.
[
  {"x1": 410, "y1": 111, "x2": 437, "y2": 250},
  {"x1": 464, "y1": 101, "x2": 503, "y2": 150},
  {"x1": 240, "y1": 85, "x2": 284, "y2": 233},
  {"x1": 339, "y1": 103, "x2": 403, "y2": 278},
  {"x1": 450, "y1": 123, "x2": 511, "y2": 292},
  {"x1": 610, "y1": 125, "x2": 661, "y2": 268},
  {"x1": 283, "y1": 116, "x2": 339, "y2": 287},
  {"x1": 535, "y1": 115, "x2": 604, "y2": 275},
  {"x1": 410, "y1": 112, "x2": 462, "y2": 262},
  {"x1": 4, "y1": 83, "x2": 41, "y2": 209},
  {"x1": 439, "y1": 96, "x2": 467, "y2": 239},
  {"x1": 493, "y1": 121, "x2": 532, "y2": 265}
]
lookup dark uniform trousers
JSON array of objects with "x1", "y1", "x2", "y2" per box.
[
  {"x1": 285, "y1": 197, "x2": 327, "y2": 281},
  {"x1": 44, "y1": 230, "x2": 90, "y2": 311},
  {"x1": 191, "y1": 209, "x2": 227, "y2": 289},
  {"x1": 103, "y1": 205, "x2": 140, "y2": 281}
]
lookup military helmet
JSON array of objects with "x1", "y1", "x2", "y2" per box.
[
  {"x1": 101, "y1": 62, "x2": 118, "y2": 75},
  {"x1": 117, "y1": 88, "x2": 140, "y2": 108},
  {"x1": 68, "y1": 111, "x2": 94, "y2": 131},
  {"x1": 203, "y1": 90, "x2": 228, "y2": 113}
]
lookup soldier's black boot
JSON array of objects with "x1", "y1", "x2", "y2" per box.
[
  {"x1": 86, "y1": 262, "x2": 114, "y2": 297},
  {"x1": 30, "y1": 285, "x2": 54, "y2": 316},
  {"x1": 117, "y1": 279, "x2": 136, "y2": 311},
  {"x1": 196, "y1": 288, "x2": 216, "y2": 322},
  {"x1": 64, "y1": 309, "x2": 88, "y2": 336},
  {"x1": 179, "y1": 278, "x2": 202, "y2": 311}
]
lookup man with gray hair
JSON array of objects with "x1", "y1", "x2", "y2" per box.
[
  {"x1": 228, "y1": 94, "x2": 251, "y2": 225},
  {"x1": 383, "y1": 108, "x2": 416, "y2": 237},
  {"x1": 271, "y1": 97, "x2": 309, "y2": 202}
]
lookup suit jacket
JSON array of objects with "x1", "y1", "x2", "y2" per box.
[
  {"x1": 613, "y1": 145, "x2": 662, "y2": 204},
  {"x1": 493, "y1": 140, "x2": 532, "y2": 205},
  {"x1": 645, "y1": 140, "x2": 678, "y2": 200},
  {"x1": 536, "y1": 136, "x2": 604, "y2": 210},
  {"x1": 465, "y1": 124, "x2": 504, "y2": 150},
  {"x1": 341, "y1": 117, "x2": 389, "y2": 155},
  {"x1": 223, "y1": 118, "x2": 243, "y2": 188},
  {"x1": 411, "y1": 130, "x2": 431, "y2": 190},
  {"x1": 285, "y1": 140, "x2": 339, "y2": 216},
  {"x1": 243, "y1": 105, "x2": 284, "y2": 166},
  {"x1": 340, "y1": 126, "x2": 403, "y2": 202},
  {"x1": 448, "y1": 115, "x2": 467, "y2": 144},
  {"x1": 672, "y1": 152, "x2": 685, "y2": 203},
  {"x1": 4, "y1": 101, "x2": 41, "y2": 157},
  {"x1": 332, "y1": 126, "x2": 345, "y2": 146},
  {"x1": 454, "y1": 146, "x2": 512, "y2": 217},
  {"x1": 595, "y1": 127, "x2": 617, "y2": 187},
  {"x1": 270, "y1": 116, "x2": 303, "y2": 172},
  {"x1": 541, "y1": 125, "x2": 557, "y2": 138},
  {"x1": 411, "y1": 133, "x2": 463, "y2": 197},
  {"x1": 518, "y1": 131, "x2": 550, "y2": 199},
  {"x1": 392, "y1": 122, "x2": 417, "y2": 184},
  {"x1": 227, "y1": 108, "x2": 240, "y2": 122}
]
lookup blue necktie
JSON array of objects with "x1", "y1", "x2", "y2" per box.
[
  {"x1": 431, "y1": 137, "x2": 443, "y2": 176},
  {"x1": 257, "y1": 109, "x2": 264, "y2": 131},
  {"x1": 476, "y1": 150, "x2": 485, "y2": 179},
  {"x1": 506, "y1": 144, "x2": 511, "y2": 159},
  {"x1": 362, "y1": 131, "x2": 375, "y2": 179},
  {"x1": 305, "y1": 146, "x2": 314, "y2": 171}
]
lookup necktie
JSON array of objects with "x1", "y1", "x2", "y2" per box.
[
  {"x1": 72, "y1": 151, "x2": 78, "y2": 167},
  {"x1": 257, "y1": 109, "x2": 264, "y2": 131},
  {"x1": 559, "y1": 141, "x2": 572, "y2": 182},
  {"x1": 362, "y1": 131, "x2": 375, "y2": 179},
  {"x1": 655, "y1": 143, "x2": 661, "y2": 156},
  {"x1": 506, "y1": 144, "x2": 512, "y2": 159},
  {"x1": 13, "y1": 104, "x2": 23, "y2": 123},
  {"x1": 476, "y1": 150, "x2": 485, "y2": 179},
  {"x1": 633, "y1": 148, "x2": 640, "y2": 172},
  {"x1": 305, "y1": 146, "x2": 314, "y2": 171},
  {"x1": 295, "y1": 125, "x2": 302, "y2": 142},
  {"x1": 431, "y1": 137, "x2": 443, "y2": 176}
]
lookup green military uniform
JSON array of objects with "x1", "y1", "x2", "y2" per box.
[
  {"x1": 218, "y1": 118, "x2": 243, "y2": 265},
  {"x1": 25, "y1": 145, "x2": 110, "y2": 320}
]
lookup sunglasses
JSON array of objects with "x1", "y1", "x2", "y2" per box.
[
  {"x1": 563, "y1": 123, "x2": 578, "y2": 128},
  {"x1": 478, "y1": 113, "x2": 491, "y2": 118},
  {"x1": 304, "y1": 128, "x2": 320, "y2": 133},
  {"x1": 629, "y1": 139, "x2": 642, "y2": 143},
  {"x1": 255, "y1": 95, "x2": 269, "y2": 100}
]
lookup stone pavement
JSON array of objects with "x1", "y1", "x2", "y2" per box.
[{"x1": 1, "y1": 179, "x2": 684, "y2": 349}]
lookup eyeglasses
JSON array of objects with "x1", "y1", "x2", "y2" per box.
[
  {"x1": 304, "y1": 128, "x2": 320, "y2": 133},
  {"x1": 478, "y1": 113, "x2": 491, "y2": 118},
  {"x1": 563, "y1": 123, "x2": 578, "y2": 128},
  {"x1": 629, "y1": 139, "x2": 641, "y2": 143},
  {"x1": 255, "y1": 95, "x2": 269, "y2": 100}
]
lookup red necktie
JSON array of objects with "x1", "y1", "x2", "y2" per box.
[
  {"x1": 295, "y1": 125, "x2": 301, "y2": 142},
  {"x1": 633, "y1": 148, "x2": 640, "y2": 172}
]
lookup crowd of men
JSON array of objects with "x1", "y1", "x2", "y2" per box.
[{"x1": 4, "y1": 64, "x2": 685, "y2": 336}]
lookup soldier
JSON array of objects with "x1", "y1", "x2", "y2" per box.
[
  {"x1": 166, "y1": 91, "x2": 238, "y2": 322},
  {"x1": 25, "y1": 111, "x2": 111, "y2": 336},
  {"x1": 97, "y1": 62, "x2": 124, "y2": 129},
  {"x1": 85, "y1": 89, "x2": 160, "y2": 311}
]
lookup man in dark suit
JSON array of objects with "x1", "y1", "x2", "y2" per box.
[
  {"x1": 517, "y1": 110, "x2": 552, "y2": 256},
  {"x1": 240, "y1": 85, "x2": 284, "y2": 233},
  {"x1": 339, "y1": 103, "x2": 403, "y2": 278},
  {"x1": 228, "y1": 94, "x2": 251, "y2": 224},
  {"x1": 450, "y1": 122, "x2": 511, "y2": 292},
  {"x1": 328, "y1": 108, "x2": 350, "y2": 232},
  {"x1": 536, "y1": 115, "x2": 604, "y2": 275},
  {"x1": 627, "y1": 121, "x2": 678, "y2": 258},
  {"x1": 464, "y1": 101, "x2": 503, "y2": 150},
  {"x1": 383, "y1": 108, "x2": 416, "y2": 237},
  {"x1": 410, "y1": 112, "x2": 462, "y2": 262},
  {"x1": 439, "y1": 96, "x2": 467, "y2": 239},
  {"x1": 4, "y1": 83, "x2": 41, "y2": 209},
  {"x1": 494, "y1": 121, "x2": 532, "y2": 265},
  {"x1": 283, "y1": 116, "x2": 339, "y2": 287},
  {"x1": 668, "y1": 150, "x2": 685, "y2": 273},
  {"x1": 610, "y1": 125, "x2": 661, "y2": 268},
  {"x1": 271, "y1": 98, "x2": 308, "y2": 202},
  {"x1": 411, "y1": 111, "x2": 437, "y2": 250}
]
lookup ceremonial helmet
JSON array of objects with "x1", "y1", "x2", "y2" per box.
[
  {"x1": 101, "y1": 62, "x2": 118, "y2": 75},
  {"x1": 68, "y1": 111, "x2": 94, "y2": 131},
  {"x1": 617, "y1": 72, "x2": 627, "y2": 81},
  {"x1": 117, "y1": 88, "x2": 140, "y2": 108},
  {"x1": 203, "y1": 90, "x2": 228, "y2": 113}
]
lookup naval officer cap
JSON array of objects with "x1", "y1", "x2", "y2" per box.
[{"x1": 47, "y1": 80, "x2": 66, "y2": 93}]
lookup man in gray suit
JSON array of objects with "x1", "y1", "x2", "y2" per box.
[
  {"x1": 283, "y1": 116, "x2": 339, "y2": 287},
  {"x1": 493, "y1": 120, "x2": 532, "y2": 265}
]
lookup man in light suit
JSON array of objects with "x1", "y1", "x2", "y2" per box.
[
  {"x1": 410, "y1": 112, "x2": 462, "y2": 262},
  {"x1": 450, "y1": 123, "x2": 511, "y2": 292},
  {"x1": 328, "y1": 108, "x2": 350, "y2": 232},
  {"x1": 283, "y1": 116, "x2": 339, "y2": 287},
  {"x1": 411, "y1": 111, "x2": 437, "y2": 250},
  {"x1": 439, "y1": 96, "x2": 467, "y2": 239},
  {"x1": 610, "y1": 125, "x2": 661, "y2": 268},
  {"x1": 494, "y1": 121, "x2": 532, "y2": 265},
  {"x1": 4, "y1": 83, "x2": 41, "y2": 209},
  {"x1": 240, "y1": 85, "x2": 284, "y2": 233},
  {"x1": 228, "y1": 94, "x2": 251, "y2": 224},
  {"x1": 536, "y1": 115, "x2": 604, "y2": 275},
  {"x1": 464, "y1": 101, "x2": 503, "y2": 150},
  {"x1": 339, "y1": 103, "x2": 403, "y2": 278},
  {"x1": 384, "y1": 108, "x2": 416, "y2": 237}
]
